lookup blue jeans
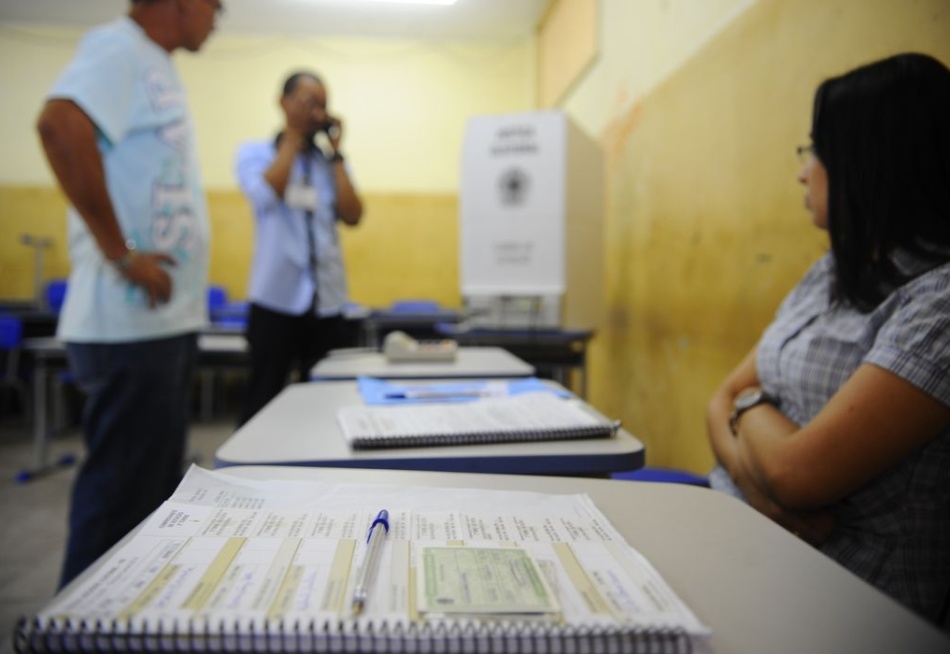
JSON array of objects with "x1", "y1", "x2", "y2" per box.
[{"x1": 59, "y1": 333, "x2": 198, "y2": 588}]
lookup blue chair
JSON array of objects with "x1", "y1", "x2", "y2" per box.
[
  {"x1": 0, "y1": 314, "x2": 21, "y2": 349},
  {"x1": 35, "y1": 282, "x2": 82, "y2": 436},
  {"x1": 0, "y1": 314, "x2": 26, "y2": 418},
  {"x1": 208, "y1": 285, "x2": 248, "y2": 328},
  {"x1": 389, "y1": 300, "x2": 441, "y2": 313},
  {"x1": 202, "y1": 285, "x2": 249, "y2": 419},
  {"x1": 208, "y1": 285, "x2": 228, "y2": 312},
  {"x1": 611, "y1": 466, "x2": 711, "y2": 487},
  {"x1": 45, "y1": 279, "x2": 68, "y2": 314}
]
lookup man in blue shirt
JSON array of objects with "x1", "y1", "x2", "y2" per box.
[
  {"x1": 235, "y1": 71, "x2": 364, "y2": 425},
  {"x1": 36, "y1": 0, "x2": 220, "y2": 587}
]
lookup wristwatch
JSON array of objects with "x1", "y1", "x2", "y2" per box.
[
  {"x1": 729, "y1": 388, "x2": 777, "y2": 435},
  {"x1": 108, "y1": 240, "x2": 139, "y2": 273}
]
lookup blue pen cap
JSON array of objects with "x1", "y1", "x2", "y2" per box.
[{"x1": 368, "y1": 510, "x2": 390, "y2": 542}]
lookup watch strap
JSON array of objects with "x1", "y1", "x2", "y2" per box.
[
  {"x1": 728, "y1": 390, "x2": 777, "y2": 436},
  {"x1": 108, "y1": 241, "x2": 139, "y2": 273}
]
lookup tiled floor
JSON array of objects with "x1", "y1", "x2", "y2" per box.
[{"x1": 0, "y1": 407, "x2": 237, "y2": 654}]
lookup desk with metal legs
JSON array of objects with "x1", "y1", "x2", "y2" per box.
[
  {"x1": 20, "y1": 334, "x2": 248, "y2": 481},
  {"x1": 215, "y1": 379, "x2": 643, "y2": 476},
  {"x1": 21, "y1": 338, "x2": 73, "y2": 480},
  {"x1": 436, "y1": 326, "x2": 594, "y2": 398},
  {"x1": 359, "y1": 307, "x2": 463, "y2": 347},
  {"x1": 310, "y1": 346, "x2": 535, "y2": 381}
]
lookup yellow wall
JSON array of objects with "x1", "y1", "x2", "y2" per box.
[
  {"x1": 205, "y1": 189, "x2": 460, "y2": 307},
  {"x1": 537, "y1": 0, "x2": 598, "y2": 107},
  {"x1": 0, "y1": 186, "x2": 72, "y2": 296},
  {"x1": 0, "y1": 186, "x2": 458, "y2": 305},
  {"x1": 556, "y1": 0, "x2": 950, "y2": 472},
  {"x1": 561, "y1": 0, "x2": 757, "y2": 137},
  {"x1": 0, "y1": 23, "x2": 535, "y2": 302}
]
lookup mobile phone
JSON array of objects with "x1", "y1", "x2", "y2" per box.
[{"x1": 324, "y1": 118, "x2": 341, "y2": 139}]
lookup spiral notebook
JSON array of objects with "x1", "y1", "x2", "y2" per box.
[
  {"x1": 338, "y1": 391, "x2": 621, "y2": 450},
  {"x1": 14, "y1": 466, "x2": 710, "y2": 653}
]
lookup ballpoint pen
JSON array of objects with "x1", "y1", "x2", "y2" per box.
[
  {"x1": 351, "y1": 509, "x2": 390, "y2": 616},
  {"x1": 383, "y1": 389, "x2": 489, "y2": 400}
]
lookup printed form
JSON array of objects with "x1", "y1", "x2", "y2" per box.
[{"x1": 40, "y1": 466, "x2": 707, "y2": 637}]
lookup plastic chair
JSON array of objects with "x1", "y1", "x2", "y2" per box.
[
  {"x1": 208, "y1": 285, "x2": 248, "y2": 330},
  {"x1": 208, "y1": 285, "x2": 228, "y2": 312},
  {"x1": 611, "y1": 466, "x2": 711, "y2": 487},
  {"x1": 0, "y1": 314, "x2": 21, "y2": 349},
  {"x1": 202, "y1": 285, "x2": 249, "y2": 419},
  {"x1": 0, "y1": 315, "x2": 26, "y2": 418},
  {"x1": 39, "y1": 282, "x2": 80, "y2": 431},
  {"x1": 389, "y1": 300, "x2": 441, "y2": 313},
  {"x1": 45, "y1": 279, "x2": 68, "y2": 314}
]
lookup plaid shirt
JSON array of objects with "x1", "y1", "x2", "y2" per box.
[{"x1": 716, "y1": 252, "x2": 950, "y2": 621}]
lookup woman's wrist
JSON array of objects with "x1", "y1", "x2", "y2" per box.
[{"x1": 729, "y1": 387, "x2": 779, "y2": 435}]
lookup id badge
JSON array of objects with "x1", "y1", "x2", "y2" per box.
[{"x1": 285, "y1": 183, "x2": 318, "y2": 211}]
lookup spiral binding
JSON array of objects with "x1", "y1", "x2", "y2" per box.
[
  {"x1": 351, "y1": 423, "x2": 615, "y2": 450},
  {"x1": 15, "y1": 616, "x2": 693, "y2": 653}
]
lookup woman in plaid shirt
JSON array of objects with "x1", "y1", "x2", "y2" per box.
[{"x1": 707, "y1": 53, "x2": 950, "y2": 623}]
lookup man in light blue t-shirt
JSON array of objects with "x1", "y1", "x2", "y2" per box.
[{"x1": 36, "y1": 0, "x2": 221, "y2": 588}]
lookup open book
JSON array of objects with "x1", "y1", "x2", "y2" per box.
[
  {"x1": 15, "y1": 466, "x2": 710, "y2": 653},
  {"x1": 338, "y1": 391, "x2": 620, "y2": 450}
]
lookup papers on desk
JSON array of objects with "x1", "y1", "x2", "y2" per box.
[
  {"x1": 339, "y1": 390, "x2": 619, "y2": 450},
  {"x1": 16, "y1": 466, "x2": 709, "y2": 653},
  {"x1": 357, "y1": 375, "x2": 572, "y2": 405}
]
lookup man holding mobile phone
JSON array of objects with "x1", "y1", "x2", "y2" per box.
[{"x1": 235, "y1": 71, "x2": 363, "y2": 425}]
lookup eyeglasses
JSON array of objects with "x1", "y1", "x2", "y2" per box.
[
  {"x1": 203, "y1": 0, "x2": 225, "y2": 17},
  {"x1": 796, "y1": 143, "x2": 815, "y2": 164}
]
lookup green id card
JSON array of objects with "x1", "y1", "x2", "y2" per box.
[{"x1": 419, "y1": 546, "x2": 560, "y2": 614}]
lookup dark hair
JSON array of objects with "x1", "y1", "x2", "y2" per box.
[
  {"x1": 282, "y1": 71, "x2": 323, "y2": 97},
  {"x1": 811, "y1": 53, "x2": 950, "y2": 310}
]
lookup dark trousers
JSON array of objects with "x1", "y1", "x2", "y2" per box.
[
  {"x1": 238, "y1": 303, "x2": 349, "y2": 426},
  {"x1": 61, "y1": 333, "x2": 198, "y2": 589}
]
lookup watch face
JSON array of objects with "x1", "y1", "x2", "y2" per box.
[{"x1": 735, "y1": 390, "x2": 765, "y2": 411}]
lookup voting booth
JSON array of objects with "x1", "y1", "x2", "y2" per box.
[{"x1": 459, "y1": 110, "x2": 604, "y2": 330}]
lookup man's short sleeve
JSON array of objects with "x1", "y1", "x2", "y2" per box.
[{"x1": 47, "y1": 24, "x2": 137, "y2": 145}]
